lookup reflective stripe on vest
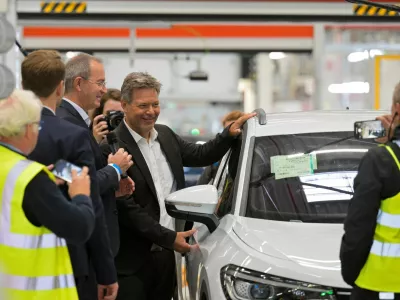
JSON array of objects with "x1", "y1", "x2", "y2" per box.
[
  {"x1": 355, "y1": 144, "x2": 400, "y2": 293},
  {"x1": 1, "y1": 273, "x2": 76, "y2": 290},
  {"x1": 0, "y1": 147, "x2": 78, "y2": 299},
  {"x1": 376, "y1": 210, "x2": 400, "y2": 229}
]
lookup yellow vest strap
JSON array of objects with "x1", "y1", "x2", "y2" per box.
[
  {"x1": 381, "y1": 144, "x2": 400, "y2": 170},
  {"x1": 0, "y1": 160, "x2": 64, "y2": 249}
]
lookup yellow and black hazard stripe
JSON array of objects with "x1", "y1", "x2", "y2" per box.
[
  {"x1": 41, "y1": 1, "x2": 87, "y2": 14},
  {"x1": 353, "y1": 4, "x2": 398, "y2": 16}
]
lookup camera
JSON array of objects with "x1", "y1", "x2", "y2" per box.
[{"x1": 102, "y1": 110, "x2": 124, "y2": 131}]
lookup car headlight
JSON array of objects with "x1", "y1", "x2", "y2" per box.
[{"x1": 221, "y1": 265, "x2": 336, "y2": 300}]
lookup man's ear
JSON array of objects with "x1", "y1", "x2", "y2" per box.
[
  {"x1": 74, "y1": 77, "x2": 82, "y2": 92},
  {"x1": 121, "y1": 100, "x2": 128, "y2": 113},
  {"x1": 56, "y1": 80, "x2": 64, "y2": 97}
]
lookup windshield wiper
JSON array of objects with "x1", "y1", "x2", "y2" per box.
[
  {"x1": 304, "y1": 136, "x2": 354, "y2": 155},
  {"x1": 300, "y1": 182, "x2": 354, "y2": 195}
]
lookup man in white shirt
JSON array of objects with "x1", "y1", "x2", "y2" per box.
[{"x1": 100, "y1": 71, "x2": 255, "y2": 300}]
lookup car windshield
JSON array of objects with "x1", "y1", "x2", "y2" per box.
[{"x1": 246, "y1": 131, "x2": 378, "y2": 223}]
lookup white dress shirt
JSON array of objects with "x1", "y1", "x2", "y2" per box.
[
  {"x1": 124, "y1": 120, "x2": 177, "y2": 230},
  {"x1": 63, "y1": 98, "x2": 91, "y2": 127},
  {"x1": 63, "y1": 98, "x2": 121, "y2": 180}
]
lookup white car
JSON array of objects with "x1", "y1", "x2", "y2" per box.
[{"x1": 167, "y1": 109, "x2": 388, "y2": 300}]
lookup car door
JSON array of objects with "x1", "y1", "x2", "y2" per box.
[{"x1": 182, "y1": 151, "x2": 233, "y2": 300}]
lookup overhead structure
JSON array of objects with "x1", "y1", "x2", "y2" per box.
[{"x1": 17, "y1": 0, "x2": 400, "y2": 23}]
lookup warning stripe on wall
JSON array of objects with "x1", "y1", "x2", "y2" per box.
[
  {"x1": 353, "y1": 4, "x2": 398, "y2": 16},
  {"x1": 41, "y1": 1, "x2": 87, "y2": 14}
]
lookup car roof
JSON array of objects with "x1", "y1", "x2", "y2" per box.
[{"x1": 254, "y1": 110, "x2": 390, "y2": 137}]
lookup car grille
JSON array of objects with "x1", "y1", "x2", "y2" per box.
[{"x1": 335, "y1": 288, "x2": 352, "y2": 300}]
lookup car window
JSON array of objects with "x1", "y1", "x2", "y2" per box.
[
  {"x1": 245, "y1": 131, "x2": 378, "y2": 223},
  {"x1": 215, "y1": 138, "x2": 242, "y2": 218}
]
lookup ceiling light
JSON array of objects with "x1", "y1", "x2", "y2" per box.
[{"x1": 269, "y1": 52, "x2": 286, "y2": 60}]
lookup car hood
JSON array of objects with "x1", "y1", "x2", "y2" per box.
[{"x1": 232, "y1": 217, "x2": 348, "y2": 288}]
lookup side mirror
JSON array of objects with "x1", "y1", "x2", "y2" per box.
[{"x1": 165, "y1": 185, "x2": 220, "y2": 233}]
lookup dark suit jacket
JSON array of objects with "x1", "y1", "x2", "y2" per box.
[
  {"x1": 28, "y1": 108, "x2": 116, "y2": 284},
  {"x1": 57, "y1": 100, "x2": 120, "y2": 256},
  {"x1": 100, "y1": 121, "x2": 235, "y2": 274}
]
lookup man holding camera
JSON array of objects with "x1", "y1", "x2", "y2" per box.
[{"x1": 340, "y1": 83, "x2": 400, "y2": 300}]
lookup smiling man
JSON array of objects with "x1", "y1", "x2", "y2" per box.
[
  {"x1": 57, "y1": 53, "x2": 135, "y2": 300},
  {"x1": 100, "y1": 72, "x2": 255, "y2": 300}
]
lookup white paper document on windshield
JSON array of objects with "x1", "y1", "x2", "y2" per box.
[{"x1": 271, "y1": 153, "x2": 317, "y2": 180}]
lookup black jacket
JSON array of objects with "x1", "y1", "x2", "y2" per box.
[
  {"x1": 57, "y1": 100, "x2": 120, "y2": 257},
  {"x1": 100, "y1": 121, "x2": 235, "y2": 275},
  {"x1": 29, "y1": 108, "x2": 116, "y2": 285},
  {"x1": 340, "y1": 128, "x2": 400, "y2": 286}
]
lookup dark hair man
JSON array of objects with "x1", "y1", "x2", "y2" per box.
[
  {"x1": 24, "y1": 50, "x2": 118, "y2": 300},
  {"x1": 100, "y1": 71, "x2": 255, "y2": 300}
]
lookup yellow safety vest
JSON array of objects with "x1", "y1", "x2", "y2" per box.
[
  {"x1": 0, "y1": 146, "x2": 78, "y2": 300},
  {"x1": 355, "y1": 144, "x2": 400, "y2": 293}
]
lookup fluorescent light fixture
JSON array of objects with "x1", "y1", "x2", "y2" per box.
[
  {"x1": 269, "y1": 52, "x2": 286, "y2": 60},
  {"x1": 66, "y1": 51, "x2": 80, "y2": 59},
  {"x1": 347, "y1": 49, "x2": 383, "y2": 63},
  {"x1": 196, "y1": 141, "x2": 206, "y2": 145},
  {"x1": 328, "y1": 82, "x2": 369, "y2": 94}
]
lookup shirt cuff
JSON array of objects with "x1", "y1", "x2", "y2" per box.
[{"x1": 108, "y1": 163, "x2": 121, "y2": 182}]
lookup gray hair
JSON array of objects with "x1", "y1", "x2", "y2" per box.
[
  {"x1": 121, "y1": 72, "x2": 162, "y2": 104},
  {"x1": 0, "y1": 89, "x2": 42, "y2": 138},
  {"x1": 64, "y1": 53, "x2": 102, "y2": 93}
]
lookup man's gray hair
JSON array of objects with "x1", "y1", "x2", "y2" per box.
[
  {"x1": 64, "y1": 53, "x2": 102, "y2": 94},
  {"x1": 0, "y1": 89, "x2": 42, "y2": 138},
  {"x1": 121, "y1": 72, "x2": 162, "y2": 104}
]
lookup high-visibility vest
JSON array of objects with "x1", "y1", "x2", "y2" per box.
[
  {"x1": 0, "y1": 145, "x2": 78, "y2": 300},
  {"x1": 355, "y1": 144, "x2": 400, "y2": 292}
]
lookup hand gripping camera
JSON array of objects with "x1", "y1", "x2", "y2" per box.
[{"x1": 102, "y1": 110, "x2": 125, "y2": 131}]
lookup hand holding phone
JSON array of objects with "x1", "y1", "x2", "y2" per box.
[
  {"x1": 354, "y1": 120, "x2": 386, "y2": 139},
  {"x1": 68, "y1": 166, "x2": 91, "y2": 198}
]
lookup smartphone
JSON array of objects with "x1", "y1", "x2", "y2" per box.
[
  {"x1": 52, "y1": 159, "x2": 82, "y2": 183},
  {"x1": 354, "y1": 120, "x2": 386, "y2": 139}
]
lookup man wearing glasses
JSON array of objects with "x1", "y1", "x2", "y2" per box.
[{"x1": 57, "y1": 53, "x2": 135, "y2": 300}]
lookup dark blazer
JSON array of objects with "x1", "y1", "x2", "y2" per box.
[
  {"x1": 57, "y1": 100, "x2": 120, "y2": 256},
  {"x1": 100, "y1": 121, "x2": 235, "y2": 274},
  {"x1": 28, "y1": 108, "x2": 116, "y2": 284}
]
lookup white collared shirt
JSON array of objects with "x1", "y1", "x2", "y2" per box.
[
  {"x1": 124, "y1": 119, "x2": 176, "y2": 230},
  {"x1": 63, "y1": 98, "x2": 121, "y2": 180},
  {"x1": 63, "y1": 98, "x2": 91, "y2": 127}
]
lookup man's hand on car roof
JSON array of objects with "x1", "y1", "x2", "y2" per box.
[{"x1": 228, "y1": 112, "x2": 257, "y2": 136}]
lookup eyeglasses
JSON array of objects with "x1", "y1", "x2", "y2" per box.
[{"x1": 82, "y1": 77, "x2": 106, "y2": 88}]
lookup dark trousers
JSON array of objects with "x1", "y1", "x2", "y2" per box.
[
  {"x1": 117, "y1": 249, "x2": 176, "y2": 300},
  {"x1": 351, "y1": 285, "x2": 400, "y2": 300}
]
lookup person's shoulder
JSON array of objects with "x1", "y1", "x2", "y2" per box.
[
  {"x1": 364, "y1": 144, "x2": 394, "y2": 165},
  {"x1": 155, "y1": 123, "x2": 174, "y2": 135},
  {"x1": 45, "y1": 116, "x2": 89, "y2": 141}
]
